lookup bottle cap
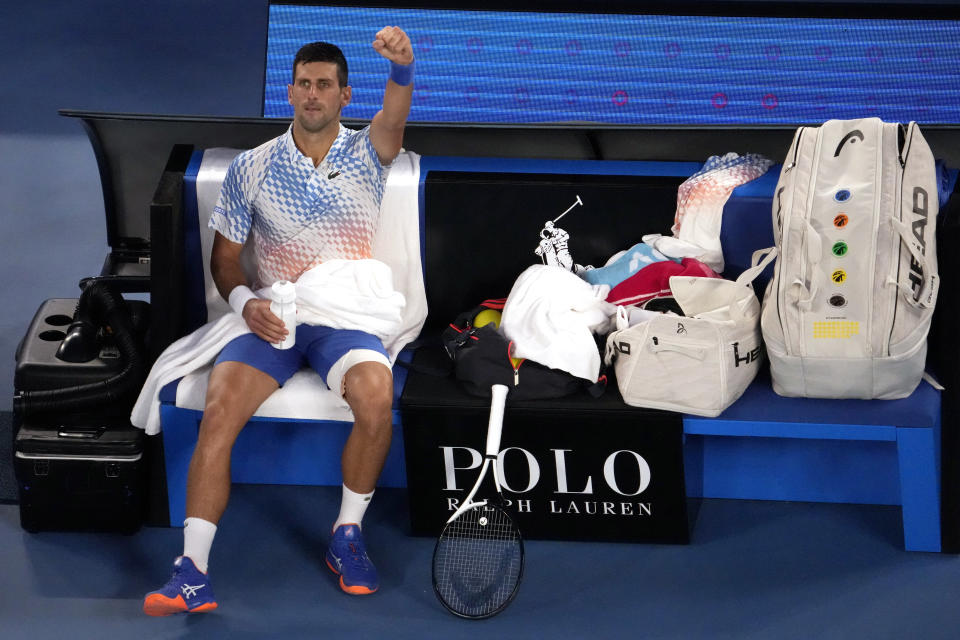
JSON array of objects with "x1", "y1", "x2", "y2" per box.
[{"x1": 271, "y1": 280, "x2": 296, "y2": 303}]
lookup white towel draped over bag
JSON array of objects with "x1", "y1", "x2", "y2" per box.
[{"x1": 500, "y1": 264, "x2": 615, "y2": 383}]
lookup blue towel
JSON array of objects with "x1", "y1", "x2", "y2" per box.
[{"x1": 580, "y1": 242, "x2": 678, "y2": 289}]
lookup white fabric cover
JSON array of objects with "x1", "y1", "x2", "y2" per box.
[
  {"x1": 131, "y1": 148, "x2": 426, "y2": 433},
  {"x1": 500, "y1": 265, "x2": 614, "y2": 382},
  {"x1": 294, "y1": 259, "x2": 405, "y2": 339},
  {"x1": 645, "y1": 152, "x2": 773, "y2": 273}
]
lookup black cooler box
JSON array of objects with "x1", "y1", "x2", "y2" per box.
[
  {"x1": 15, "y1": 422, "x2": 144, "y2": 533},
  {"x1": 13, "y1": 297, "x2": 146, "y2": 532}
]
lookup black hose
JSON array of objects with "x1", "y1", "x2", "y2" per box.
[{"x1": 13, "y1": 282, "x2": 146, "y2": 416}]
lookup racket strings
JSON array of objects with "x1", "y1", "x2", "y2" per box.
[{"x1": 433, "y1": 506, "x2": 523, "y2": 618}]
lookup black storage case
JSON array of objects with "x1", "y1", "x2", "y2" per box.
[
  {"x1": 13, "y1": 298, "x2": 148, "y2": 532},
  {"x1": 15, "y1": 421, "x2": 144, "y2": 533}
]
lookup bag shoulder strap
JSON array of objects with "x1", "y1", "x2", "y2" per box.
[{"x1": 726, "y1": 247, "x2": 779, "y2": 324}]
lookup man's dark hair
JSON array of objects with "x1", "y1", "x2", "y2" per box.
[{"x1": 292, "y1": 41, "x2": 348, "y2": 87}]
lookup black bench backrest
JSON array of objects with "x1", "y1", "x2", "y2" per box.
[{"x1": 421, "y1": 170, "x2": 686, "y2": 334}]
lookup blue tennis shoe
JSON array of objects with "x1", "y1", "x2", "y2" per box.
[
  {"x1": 325, "y1": 524, "x2": 380, "y2": 595},
  {"x1": 143, "y1": 556, "x2": 218, "y2": 616}
]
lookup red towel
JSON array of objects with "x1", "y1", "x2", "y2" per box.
[{"x1": 606, "y1": 258, "x2": 720, "y2": 307}]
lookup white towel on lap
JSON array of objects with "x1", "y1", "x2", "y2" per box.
[
  {"x1": 131, "y1": 259, "x2": 405, "y2": 435},
  {"x1": 295, "y1": 259, "x2": 404, "y2": 340}
]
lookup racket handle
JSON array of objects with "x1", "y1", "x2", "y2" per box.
[{"x1": 485, "y1": 384, "x2": 509, "y2": 456}]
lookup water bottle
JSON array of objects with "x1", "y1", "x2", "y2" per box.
[{"x1": 269, "y1": 280, "x2": 297, "y2": 350}]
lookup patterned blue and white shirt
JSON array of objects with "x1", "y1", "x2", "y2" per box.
[{"x1": 209, "y1": 124, "x2": 388, "y2": 286}]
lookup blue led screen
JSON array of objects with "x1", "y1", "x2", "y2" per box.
[{"x1": 264, "y1": 4, "x2": 960, "y2": 124}]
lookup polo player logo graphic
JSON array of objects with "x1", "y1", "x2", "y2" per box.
[{"x1": 534, "y1": 195, "x2": 584, "y2": 272}]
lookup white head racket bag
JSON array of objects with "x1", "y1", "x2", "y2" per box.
[{"x1": 760, "y1": 118, "x2": 939, "y2": 399}]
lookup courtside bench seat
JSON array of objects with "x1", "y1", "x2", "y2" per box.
[
  {"x1": 684, "y1": 371, "x2": 941, "y2": 551},
  {"x1": 153, "y1": 151, "x2": 950, "y2": 552}
]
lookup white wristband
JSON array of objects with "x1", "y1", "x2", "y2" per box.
[{"x1": 228, "y1": 285, "x2": 258, "y2": 316}]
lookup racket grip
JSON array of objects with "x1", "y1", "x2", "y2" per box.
[{"x1": 485, "y1": 384, "x2": 509, "y2": 456}]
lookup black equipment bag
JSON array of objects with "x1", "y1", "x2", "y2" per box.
[{"x1": 441, "y1": 300, "x2": 605, "y2": 400}]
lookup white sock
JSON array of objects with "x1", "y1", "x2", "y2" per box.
[
  {"x1": 333, "y1": 484, "x2": 374, "y2": 532},
  {"x1": 182, "y1": 517, "x2": 217, "y2": 573}
]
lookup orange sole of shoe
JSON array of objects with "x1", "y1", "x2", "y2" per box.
[
  {"x1": 326, "y1": 557, "x2": 377, "y2": 595},
  {"x1": 339, "y1": 578, "x2": 377, "y2": 595},
  {"x1": 143, "y1": 594, "x2": 218, "y2": 616}
]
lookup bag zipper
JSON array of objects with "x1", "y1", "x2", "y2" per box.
[
  {"x1": 648, "y1": 335, "x2": 714, "y2": 358},
  {"x1": 798, "y1": 128, "x2": 825, "y2": 358},
  {"x1": 778, "y1": 126, "x2": 815, "y2": 356},
  {"x1": 774, "y1": 129, "x2": 805, "y2": 356},
  {"x1": 507, "y1": 340, "x2": 524, "y2": 387},
  {"x1": 886, "y1": 122, "x2": 916, "y2": 354},
  {"x1": 863, "y1": 119, "x2": 884, "y2": 356}
]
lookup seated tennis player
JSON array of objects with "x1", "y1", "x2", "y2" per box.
[{"x1": 143, "y1": 28, "x2": 415, "y2": 616}]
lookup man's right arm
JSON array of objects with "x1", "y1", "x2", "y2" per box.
[{"x1": 211, "y1": 232, "x2": 287, "y2": 344}]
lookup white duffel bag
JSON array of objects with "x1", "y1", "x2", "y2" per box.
[{"x1": 604, "y1": 248, "x2": 776, "y2": 417}]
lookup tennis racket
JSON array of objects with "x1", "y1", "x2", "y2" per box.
[{"x1": 432, "y1": 383, "x2": 524, "y2": 619}]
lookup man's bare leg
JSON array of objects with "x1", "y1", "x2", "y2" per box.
[
  {"x1": 326, "y1": 361, "x2": 393, "y2": 595},
  {"x1": 144, "y1": 360, "x2": 278, "y2": 615},
  {"x1": 185, "y1": 361, "x2": 279, "y2": 523},
  {"x1": 340, "y1": 361, "x2": 394, "y2": 494}
]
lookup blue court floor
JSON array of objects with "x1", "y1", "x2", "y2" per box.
[
  {"x1": 3, "y1": 484, "x2": 960, "y2": 640},
  {"x1": 3, "y1": 4, "x2": 960, "y2": 638}
]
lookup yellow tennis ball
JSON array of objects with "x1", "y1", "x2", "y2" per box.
[{"x1": 473, "y1": 309, "x2": 502, "y2": 329}]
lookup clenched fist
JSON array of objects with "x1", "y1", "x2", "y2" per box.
[{"x1": 373, "y1": 26, "x2": 414, "y2": 65}]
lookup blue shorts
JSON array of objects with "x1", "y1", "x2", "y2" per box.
[{"x1": 214, "y1": 325, "x2": 389, "y2": 387}]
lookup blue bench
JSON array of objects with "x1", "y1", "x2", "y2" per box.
[
  {"x1": 155, "y1": 150, "x2": 950, "y2": 552},
  {"x1": 689, "y1": 167, "x2": 949, "y2": 552},
  {"x1": 684, "y1": 373, "x2": 941, "y2": 551}
]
